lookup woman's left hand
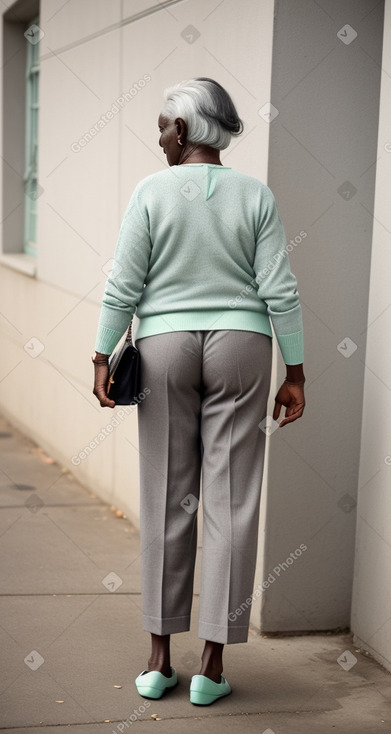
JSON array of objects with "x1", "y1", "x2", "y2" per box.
[
  {"x1": 92, "y1": 362, "x2": 116, "y2": 408},
  {"x1": 273, "y1": 381, "x2": 305, "y2": 427}
]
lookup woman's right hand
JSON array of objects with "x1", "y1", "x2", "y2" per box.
[
  {"x1": 92, "y1": 361, "x2": 116, "y2": 408},
  {"x1": 273, "y1": 381, "x2": 305, "y2": 428}
]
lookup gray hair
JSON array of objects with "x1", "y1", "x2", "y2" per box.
[{"x1": 161, "y1": 77, "x2": 244, "y2": 150}]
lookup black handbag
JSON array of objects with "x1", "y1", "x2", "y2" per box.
[{"x1": 107, "y1": 321, "x2": 141, "y2": 405}]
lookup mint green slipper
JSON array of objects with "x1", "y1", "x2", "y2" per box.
[
  {"x1": 135, "y1": 667, "x2": 178, "y2": 699},
  {"x1": 190, "y1": 674, "x2": 232, "y2": 705}
]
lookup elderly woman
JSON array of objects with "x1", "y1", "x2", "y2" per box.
[{"x1": 92, "y1": 78, "x2": 305, "y2": 706}]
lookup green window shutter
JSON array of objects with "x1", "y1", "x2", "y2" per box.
[{"x1": 23, "y1": 17, "x2": 40, "y2": 256}]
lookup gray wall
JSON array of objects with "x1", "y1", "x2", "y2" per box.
[{"x1": 261, "y1": 0, "x2": 384, "y2": 631}]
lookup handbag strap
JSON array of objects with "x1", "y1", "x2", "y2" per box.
[{"x1": 124, "y1": 320, "x2": 133, "y2": 346}]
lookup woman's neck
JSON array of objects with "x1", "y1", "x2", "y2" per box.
[{"x1": 178, "y1": 144, "x2": 222, "y2": 166}]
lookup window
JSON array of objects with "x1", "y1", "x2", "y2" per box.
[
  {"x1": 23, "y1": 15, "x2": 40, "y2": 256},
  {"x1": 1, "y1": 0, "x2": 40, "y2": 274}
]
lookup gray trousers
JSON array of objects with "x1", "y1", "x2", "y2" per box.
[{"x1": 136, "y1": 330, "x2": 272, "y2": 644}]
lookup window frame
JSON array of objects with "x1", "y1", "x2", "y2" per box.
[{"x1": 23, "y1": 14, "x2": 40, "y2": 257}]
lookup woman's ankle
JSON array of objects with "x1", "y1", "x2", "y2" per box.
[
  {"x1": 148, "y1": 633, "x2": 171, "y2": 676},
  {"x1": 199, "y1": 641, "x2": 224, "y2": 682},
  {"x1": 198, "y1": 663, "x2": 223, "y2": 683},
  {"x1": 147, "y1": 657, "x2": 172, "y2": 676}
]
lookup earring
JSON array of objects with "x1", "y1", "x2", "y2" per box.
[{"x1": 177, "y1": 139, "x2": 183, "y2": 146}]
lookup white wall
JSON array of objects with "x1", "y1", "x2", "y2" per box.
[{"x1": 351, "y1": 0, "x2": 391, "y2": 673}]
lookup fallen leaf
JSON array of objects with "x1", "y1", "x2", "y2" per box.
[{"x1": 41, "y1": 454, "x2": 55, "y2": 464}]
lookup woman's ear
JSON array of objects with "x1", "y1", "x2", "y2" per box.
[{"x1": 175, "y1": 117, "x2": 187, "y2": 140}]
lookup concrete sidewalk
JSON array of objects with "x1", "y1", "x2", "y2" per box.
[{"x1": 0, "y1": 412, "x2": 390, "y2": 734}]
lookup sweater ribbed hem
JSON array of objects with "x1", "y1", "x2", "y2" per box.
[{"x1": 134, "y1": 310, "x2": 273, "y2": 341}]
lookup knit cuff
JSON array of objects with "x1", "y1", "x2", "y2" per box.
[
  {"x1": 276, "y1": 330, "x2": 304, "y2": 365},
  {"x1": 94, "y1": 325, "x2": 124, "y2": 355}
]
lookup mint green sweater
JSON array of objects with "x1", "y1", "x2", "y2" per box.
[{"x1": 94, "y1": 164, "x2": 304, "y2": 365}]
